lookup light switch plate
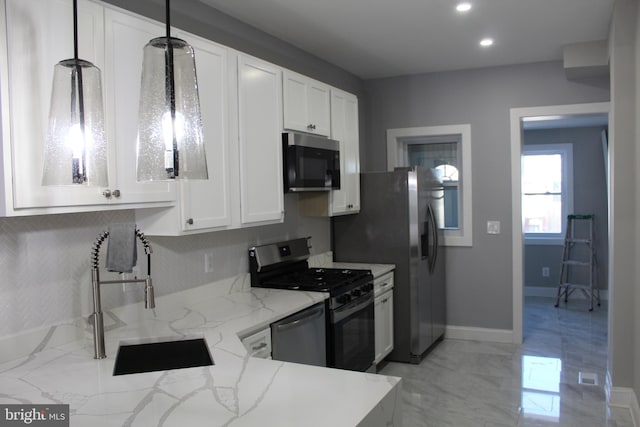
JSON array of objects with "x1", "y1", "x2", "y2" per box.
[{"x1": 487, "y1": 221, "x2": 501, "y2": 234}]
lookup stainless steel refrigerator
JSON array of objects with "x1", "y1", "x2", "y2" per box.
[{"x1": 333, "y1": 166, "x2": 446, "y2": 364}]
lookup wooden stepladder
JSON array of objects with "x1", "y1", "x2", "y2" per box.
[{"x1": 554, "y1": 214, "x2": 600, "y2": 311}]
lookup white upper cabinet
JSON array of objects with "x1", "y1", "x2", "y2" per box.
[
  {"x1": 136, "y1": 30, "x2": 233, "y2": 235},
  {"x1": 283, "y1": 70, "x2": 330, "y2": 137},
  {"x1": 330, "y1": 88, "x2": 360, "y2": 215},
  {"x1": 298, "y1": 88, "x2": 360, "y2": 217},
  {"x1": 174, "y1": 31, "x2": 232, "y2": 231},
  {"x1": 136, "y1": 50, "x2": 285, "y2": 235},
  {"x1": 0, "y1": 0, "x2": 175, "y2": 216},
  {"x1": 2, "y1": 0, "x2": 112, "y2": 212},
  {"x1": 237, "y1": 54, "x2": 284, "y2": 225},
  {"x1": 103, "y1": 8, "x2": 174, "y2": 205}
]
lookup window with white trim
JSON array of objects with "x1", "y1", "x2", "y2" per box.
[
  {"x1": 522, "y1": 143, "x2": 573, "y2": 245},
  {"x1": 387, "y1": 124, "x2": 472, "y2": 247}
]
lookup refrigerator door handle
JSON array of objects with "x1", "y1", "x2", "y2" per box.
[
  {"x1": 421, "y1": 221, "x2": 429, "y2": 260},
  {"x1": 427, "y1": 204, "x2": 438, "y2": 273}
]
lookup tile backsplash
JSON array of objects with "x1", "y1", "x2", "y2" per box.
[{"x1": 0, "y1": 195, "x2": 329, "y2": 339}]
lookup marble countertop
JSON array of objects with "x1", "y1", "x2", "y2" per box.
[{"x1": 0, "y1": 275, "x2": 401, "y2": 426}]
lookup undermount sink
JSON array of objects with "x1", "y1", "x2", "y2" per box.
[{"x1": 113, "y1": 337, "x2": 214, "y2": 376}]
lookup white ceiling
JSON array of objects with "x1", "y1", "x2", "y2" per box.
[{"x1": 198, "y1": 0, "x2": 614, "y2": 79}]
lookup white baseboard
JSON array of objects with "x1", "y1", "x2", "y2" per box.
[
  {"x1": 525, "y1": 286, "x2": 609, "y2": 301},
  {"x1": 606, "y1": 372, "x2": 640, "y2": 426},
  {"x1": 445, "y1": 325, "x2": 513, "y2": 343}
]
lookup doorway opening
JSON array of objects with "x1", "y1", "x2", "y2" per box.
[{"x1": 510, "y1": 102, "x2": 610, "y2": 344}]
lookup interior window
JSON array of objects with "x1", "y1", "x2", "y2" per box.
[{"x1": 522, "y1": 144, "x2": 573, "y2": 244}]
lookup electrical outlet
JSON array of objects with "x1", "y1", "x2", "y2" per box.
[
  {"x1": 542, "y1": 267, "x2": 550, "y2": 278},
  {"x1": 204, "y1": 253, "x2": 214, "y2": 273}
]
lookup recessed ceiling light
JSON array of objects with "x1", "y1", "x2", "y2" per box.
[
  {"x1": 479, "y1": 38, "x2": 494, "y2": 47},
  {"x1": 456, "y1": 2, "x2": 472, "y2": 12}
]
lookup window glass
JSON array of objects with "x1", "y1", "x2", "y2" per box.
[
  {"x1": 522, "y1": 154, "x2": 563, "y2": 234},
  {"x1": 408, "y1": 142, "x2": 460, "y2": 229}
]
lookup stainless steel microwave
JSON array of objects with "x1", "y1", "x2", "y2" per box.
[{"x1": 283, "y1": 132, "x2": 340, "y2": 192}]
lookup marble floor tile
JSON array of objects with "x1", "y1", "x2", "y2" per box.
[{"x1": 378, "y1": 296, "x2": 635, "y2": 427}]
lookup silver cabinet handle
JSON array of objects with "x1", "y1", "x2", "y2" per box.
[
  {"x1": 274, "y1": 306, "x2": 324, "y2": 332},
  {"x1": 103, "y1": 189, "x2": 121, "y2": 199},
  {"x1": 251, "y1": 342, "x2": 268, "y2": 351}
]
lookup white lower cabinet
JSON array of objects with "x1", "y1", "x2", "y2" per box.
[
  {"x1": 240, "y1": 328, "x2": 272, "y2": 359},
  {"x1": 374, "y1": 272, "x2": 394, "y2": 364}
]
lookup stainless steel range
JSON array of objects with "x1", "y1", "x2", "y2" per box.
[{"x1": 249, "y1": 238, "x2": 375, "y2": 372}]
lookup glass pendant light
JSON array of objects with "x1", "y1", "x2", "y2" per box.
[
  {"x1": 42, "y1": 0, "x2": 107, "y2": 186},
  {"x1": 136, "y1": 0, "x2": 208, "y2": 181}
]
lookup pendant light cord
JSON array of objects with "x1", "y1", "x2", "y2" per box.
[
  {"x1": 166, "y1": 0, "x2": 171, "y2": 40},
  {"x1": 73, "y1": 0, "x2": 87, "y2": 182},
  {"x1": 73, "y1": 0, "x2": 79, "y2": 60},
  {"x1": 165, "y1": 0, "x2": 179, "y2": 177}
]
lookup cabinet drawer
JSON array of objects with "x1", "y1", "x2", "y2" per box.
[
  {"x1": 241, "y1": 328, "x2": 272, "y2": 359},
  {"x1": 374, "y1": 271, "x2": 394, "y2": 296}
]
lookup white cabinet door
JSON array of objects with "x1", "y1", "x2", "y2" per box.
[
  {"x1": 307, "y1": 80, "x2": 331, "y2": 136},
  {"x1": 374, "y1": 289, "x2": 394, "y2": 364},
  {"x1": 175, "y1": 31, "x2": 232, "y2": 231},
  {"x1": 330, "y1": 89, "x2": 360, "y2": 215},
  {"x1": 282, "y1": 70, "x2": 330, "y2": 136},
  {"x1": 374, "y1": 294, "x2": 384, "y2": 364},
  {"x1": 382, "y1": 291, "x2": 394, "y2": 358},
  {"x1": 103, "y1": 8, "x2": 174, "y2": 204},
  {"x1": 4, "y1": 0, "x2": 112, "y2": 209},
  {"x1": 237, "y1": 55, "x2": 284, "y2": 225}
]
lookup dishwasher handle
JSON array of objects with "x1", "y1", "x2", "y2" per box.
[{"x1": 273, "y1": 306, "x2": 324, "y2": 332}]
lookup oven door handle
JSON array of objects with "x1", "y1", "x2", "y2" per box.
[
  {"x1": 333, "y1": 294, "x2": 373, "y2": 323},
  {"x1": 273, "y1": 306, "x2": 325, "y2": 332}
]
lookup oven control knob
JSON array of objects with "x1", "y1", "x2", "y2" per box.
[
  {"x1": 351, "y1": 289, "x2": 362, "y2": 297},
  {"x1": 337, "y1": 294, "x2": 351, "y2": 304}
]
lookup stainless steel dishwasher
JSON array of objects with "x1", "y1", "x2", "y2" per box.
[{"x1": 271, "y1": 302, "x2": 327, "y2": 367}]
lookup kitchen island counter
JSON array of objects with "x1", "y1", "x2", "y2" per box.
[{"x1": 0, "y1": 275, "x2": 401, "y2": 426}]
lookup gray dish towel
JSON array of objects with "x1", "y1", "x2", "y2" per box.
[{"x1": 106, "y1": 223, "x2": 138, "y2": 273}]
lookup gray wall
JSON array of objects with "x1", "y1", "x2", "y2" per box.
[
  {"x1": 523, "y1": 127, "x2": 609, "y2": 292},
  {"x1": 363, "y1": 61, "x2": 610, "y2": 330},
  {"x1": 608, "y1": 0, "x2": 639, "y2": 398}
]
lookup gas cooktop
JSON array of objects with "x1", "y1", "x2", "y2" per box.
[
  {"x1": 249, "y1": 238, "x2": 373, "y2": 296},
  {"x1": 259, "y1": 267, "x2": 372, "y2": 294}
]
